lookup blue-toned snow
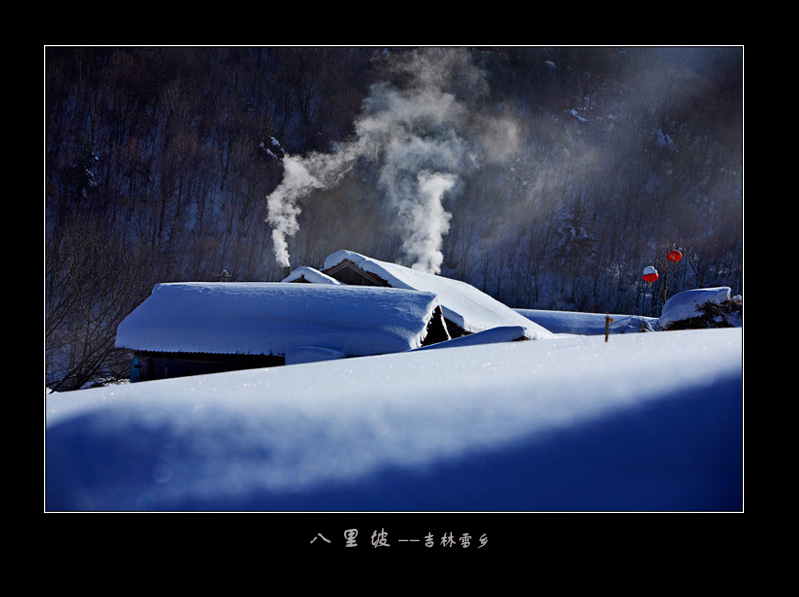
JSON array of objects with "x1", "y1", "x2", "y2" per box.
[
  {"x1": 115, "y1": 282, "x2": 443, "y2": 358},
  {"x1": 46, "y1": 325, "x2": 742, "y2": 512}
]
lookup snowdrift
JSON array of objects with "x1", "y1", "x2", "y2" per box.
[
  {"x1": 659, "y1": 287, "x2": 742, "y2": 330},
  {"x1": 46, "y1": 327, "x2": 743, "y2": 512},
  {"x1": 515, "y1": 309, "x2": 656, "y2": 335},
  {"x1": 517, "y1": 287, "x2": 742, "y2": 335},
  {"x1": 412, "y1": 326, "x2": 530, "y2": 351}
]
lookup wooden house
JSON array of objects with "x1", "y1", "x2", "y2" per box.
[
  {"x1": 116, "y1": 282, "x2": 449, "y2": 382},
  {"x1": 297, "y1": 250, "x2": 553, "y2": 341}
]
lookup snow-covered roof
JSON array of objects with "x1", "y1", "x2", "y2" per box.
[
  {"x1": 115, "y1": 282, "x2": 443, "y2": 359},
  {"x1": 322, "y1": 250, "x2": 553, "y2": 339},
  {"x1": 281, "y1": 266, "x2": 342, "y2": 285}
]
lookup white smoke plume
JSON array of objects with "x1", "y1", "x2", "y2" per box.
[
  {"x1": 266, "y1": 148, "x2": 367, "y2": 268},
  {"x1": 402, "y1": 171, "x2": 456, "y2": 273},
  {"x1": 265, "y1": 47, "x2": 517, "y2": 274}
]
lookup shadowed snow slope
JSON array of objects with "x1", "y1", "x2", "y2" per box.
[{"x1": 46, "y1": 328, "x2": 742, "y2": 512}]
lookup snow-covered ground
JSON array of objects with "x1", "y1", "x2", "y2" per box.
[
  {"x1": 45, "y1": 323, "x2": 743, "y2": 512},
  {"x1": 515, "y1": 308, "x2": 656, "y2": 335}
]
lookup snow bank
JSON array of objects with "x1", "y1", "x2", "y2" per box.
[
  {"x1": 47, "y1": 328, "x2": 742, "y2": 512},
  {"x1": 413, "y1": 325, "x2": 529, "y2": 351},
  {"x1": 322, "y1": 250, "x2": 553, "y2": 339},
  {"x1": 659, "y1": 287, "x2": 741, "y2": 329},
  {"x1": 515, "y1": 309, "x2": 656, "y2": 335},
  {"x1": 115, "y1": 282, "x2": 442, "y2": 358}
]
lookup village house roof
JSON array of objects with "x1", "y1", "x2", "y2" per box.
[
  {"x1": 115, "y1": 282, "x2": 448, "y2": 363},
  {"x1": 320, "y1": 250, "x2": 553, "y2": 340},
  {"x1": 281, "y1": 266, "x2": 342, "y2": 285}
]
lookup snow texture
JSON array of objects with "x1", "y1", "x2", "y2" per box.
[
  {"x1": 115, "y1": 282, "x2": 441, "y2": 358},
  {"x1": 47, "y1": 327, "x2": 742, "y2": 512},
  {"x1": 413, "y1": 325, "x2": 529, "y2": 351},
  {"x1": 322, "y1": 250, "x2": 553, "y2": 339},
  {"x1": 285, "y1": 346, "x2": 346, "y2": 365},
  {"x1": 658, "y1": 287, "x2": 736, "y2": 329},
  {"x1": 515, "y1": 309, "x2": 656, "y2": 335}
]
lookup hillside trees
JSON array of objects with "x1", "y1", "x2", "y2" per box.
[
  {"x1": 45, "y1": 46, "x2": 743, "y2": 390},
  {"x1": 45, "y1": 47, "x2": 375, "y2": 389}
]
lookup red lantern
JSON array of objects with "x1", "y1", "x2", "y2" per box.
[
  {"x1": 643, "y1": 266, "x2": 659, "y2": 283},
  {"x1": 668, "y1": 250, "x2": 682, "y2": 262}
]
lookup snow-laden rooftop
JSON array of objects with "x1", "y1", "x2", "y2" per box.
[
  {"x1": 281, "y1": 266, "x2": 342, "y2": 285},
  {"x1": 322, "y1": 250, "x2": 553, "y2": 339},
  {"x1": 115, "y1": 282, "x2": 442, "y2": 359}
]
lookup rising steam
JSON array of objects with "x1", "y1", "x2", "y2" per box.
[
  {"x1": 266, "y1": 47, "x2": 518, "y2": 274},
  {"x1": 402, "y1": 171, "x2": 456, "y2": 273},
  {"x1": 266, "y1": 150, "x2": 364, "y2": 269}
]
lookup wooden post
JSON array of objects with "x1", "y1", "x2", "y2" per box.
[{"x1": 605, "y1": 315, "x2": 613, "y2": 342}]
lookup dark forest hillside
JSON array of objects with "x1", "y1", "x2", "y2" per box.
[{"x1": 45, "y1": 46, "x2": 743, "y2": 391}]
